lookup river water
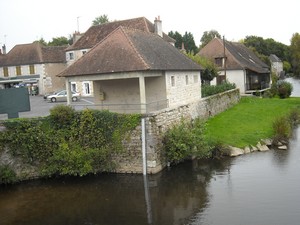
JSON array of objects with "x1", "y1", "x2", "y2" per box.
[{"x1": 1, "y1": 78, "x2": 300, "y2": 225}]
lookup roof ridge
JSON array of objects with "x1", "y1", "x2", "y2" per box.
[{"x1": 119, "y1": 26, "x2": 150, "y2": 70}]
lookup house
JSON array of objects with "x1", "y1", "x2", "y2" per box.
[
  {"x1": 0, "y1": 42, "x2": 66, "y2": 94},
  {"x1": 199, "y1": 38, "x2": 271, "y2": 94},
  {"x1": 64, "y1": 16, "x2": 175, "y2": 96},
  {"x1": 59, "y1": 26, "x2": 202, "y2": 113},
  {"x1": 269, "y1": 54, "x2": 284, "y2": 78}
]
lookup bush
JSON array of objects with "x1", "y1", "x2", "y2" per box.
[
  {"x1": 0, "y1": 165, "x2": 17, "y2": 184},
  {"x1": 163, "y1": 118, "x2": 210, "y2": 164},
  {"x1": 49, "y1": 105, "x2": 75, "y2": 129},
  {"x1": 202, "y1": 81, "x2": 236, "y2": 97},
  {"x1": 276, "y1": 80, "x2": 293, "y2": 98}
]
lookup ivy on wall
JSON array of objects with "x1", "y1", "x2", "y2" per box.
[{"x1": 0, "y1": 105, "x2": 141, "y2": 182}]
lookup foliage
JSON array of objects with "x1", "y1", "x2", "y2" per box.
[
  {"x1": 168, "y1": 31, "x2": 183, "y2": 49},
  {"x1": 205, "y1": 97, "x2": 300, "y2": 148},
  {"x1": 272, "y1": 108, "x2": 300, "y2": 143},
  {"x1": 290, "y1": 33, "x2": 300, "y2": 77},
  {"x1": 163, "y1": 118, "x2": 210, "y2": 164},
  {"x1": 49, "y1": 105, "x2": 76, "y2": 129},
  {"x1": 201, "y1": 81, "x2": 236, "y2": 97},
  {"x1": 186, "y1": 53, "x2": 219, "y2": 83},
  {"x1": 92, "y1": 14, "x2": 109, "y2": 26},
  {"x1": 200, "y1": 30, "x2": 221, "y2": 49},
  {"x1": 168, "y1": 31, "x2": 198, "y2": 53},
  {"x1": 0, "y1": 165, "x2": 17, "y2": 184},
  {"x1": 48, "y1": 36, "x2": 70, "y2": 46},
  {"x1": 276, "y1": 80, "x2": 293, "y2": 98},
  {"x1": 0, "y1": 109, "x2": 141, "y2": 180}
]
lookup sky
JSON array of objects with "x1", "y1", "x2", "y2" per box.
[{"x1": 0, "y1": 0, "x2": 299, "y2": 52}]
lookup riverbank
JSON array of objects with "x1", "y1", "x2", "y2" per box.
[{"x1": 205, "y1": 96, "x2": 300, "y2": 148}]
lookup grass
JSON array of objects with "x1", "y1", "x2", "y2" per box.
[{"x1": 205, "y1": 96, "x2": 300, "y2": 148}]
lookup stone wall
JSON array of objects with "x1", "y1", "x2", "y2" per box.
[
  {"x1": 113, "y1": 88, "x2": 240, "y2": 174},
  {"x1": 0, "y1": 89, "x2": 240, "y2": 181}
]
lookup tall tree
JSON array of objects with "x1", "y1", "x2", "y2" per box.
[
  {"x1": 183, "y1": 32, "x2": 198, "y2": 54},
  {"x1": 290, "y1": 33, "x2": 300, "y2": 77},
  {"x1": 168, "y1": 31, "x2": 183, "y2": 49},
  {"x1": 92, "y1": 14, "x2": 109, "y2": 26},
  {"x1": 200, "y1": 30, "x2": 221, "y2": 49}
]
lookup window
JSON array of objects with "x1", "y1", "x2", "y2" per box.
[
  {"x1": 171, "y1": 76, "x2": 175, "y2": 87},
  {"x1": 83, "y1": 82, "x2": 90, "y2": 95},
  {"x1": 215, "y1": 57, "x2": 223, "y2": 67},
  {"x1": 71, "y1": 83, "x2": 77, "y2": 92},
  {"x1": 194, "y1": 75, "x2": 199, "y2": 83},
  {"x1": 68, "y1": 52, "x2": 74, "y2": 60},
  {"x1": 29, "y1": 65, "x2": 35, "y2": 74},
  {"x1": 3, "y1": 67, "x2": 8, "y2": 77},
  {"x1": 185, "y1": 75, "x2": 189, "y2": 85},
  {"x1": 16, "y1": 66, "x2": 21, "y2": 75}
]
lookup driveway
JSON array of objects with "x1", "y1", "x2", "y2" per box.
[{"x1": 0, "y1": 95, "x2": 95, "y2": 121}]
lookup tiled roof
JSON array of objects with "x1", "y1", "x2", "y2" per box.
[
  {"x1": 199, "y1": 38, "x2": 269, "y2": 74},
  {"x1": 66, "y1": 17, "x2": 175, "y2": 51},
  {"x1": 59, "y1": 26, "x2": 201, "y2": 77},
  {"x1": 0, "y1": 43, "x2": 66, "y2": 67},
  {"x1": 269, "y1": 54, "x2": 282, "y2": 62}
]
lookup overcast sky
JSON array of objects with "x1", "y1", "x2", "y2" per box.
[{"x1": 0, "y1": 0, "x2": 299, "y2": 52}]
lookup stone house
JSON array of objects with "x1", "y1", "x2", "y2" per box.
[
  {"x1": 269, "y1": 54, "x2": 284, "y2": 78},
  {"x1": 0, "y1": 42, "x2": 66, "y2": 94},
  {"x1": 64, "y1": 16, "x2": 175, "y2": 97},
  {"x1": 59, "y1": 26, "x2": 202, "y2": 113},
  {"x1": 199, "y1": 38, "x2": 271, "y2": 94}
]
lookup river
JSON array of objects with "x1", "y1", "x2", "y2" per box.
[{"x1": 0, "y1": 78, "x2": 300, "y2": 225}]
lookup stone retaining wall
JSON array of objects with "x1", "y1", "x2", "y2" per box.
[
  {"x1": 0, "y1": 89, "x2": 240, "y2": 181},
  {"x1": 114, "y1": 88, "x2": 240, "y2": 174}
]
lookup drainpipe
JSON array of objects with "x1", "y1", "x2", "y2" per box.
[{"x1": 141, "y1": 117, "x2": 147, "y2": 175}]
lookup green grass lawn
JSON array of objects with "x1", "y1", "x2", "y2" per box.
[{"x1": 205, "y1": 96, "x2": 300, "y2": 148}]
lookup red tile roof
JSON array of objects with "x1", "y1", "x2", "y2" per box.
[{"x1": 59, "y1": 26, "x2": 201, "y2": 77}]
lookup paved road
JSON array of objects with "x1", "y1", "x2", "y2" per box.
[{"x1": 0, "y1": 95, "x2": 94, "y2": 121}]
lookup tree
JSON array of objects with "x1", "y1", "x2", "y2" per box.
[
  {"x1": 186, "y1": 53, "x2": 218, "y2": 83},
  {"x1": 92, "y1": 14, "x2": 109, "y2": 26},
  {"x1": 200, "y1": 30, "x2": 221, "y2": 49},
  {"x1": 290, "y1": 33, "x2": 300, "y2": 77},
  {"x1": 48, "y1": 36, "x2": 70, "y2": 46},
  {"x1": 183, "y1": 32, "x2": 198, "y2": 54},
  {"x1": 168, "y1": 31, "x2": 183, "y2": 49},
  {"x1": 35, "y1": 38, "x2": 47, "y2": 46}
]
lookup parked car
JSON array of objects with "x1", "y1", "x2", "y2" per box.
[
  {"x1": 46, "y1": 90, "x2": 80, "y2": 102},
  {"x1": 43, "y1": 90, "x2": 62, "y2": 100}
]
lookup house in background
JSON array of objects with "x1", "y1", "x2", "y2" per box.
[
  {"x1": 0, "y1": 42, "x2": 66, "y2": 94},
  {"x1": 269, "y1": 54, "x2": 284, "y2": 78},
  {"x1": 199, "y1": 38, "x2": 271, "y2": 94},
  {"x1": 59, "y1": 26, "x2": 202, "y2": 113},
  {"x1": 64, "y1": 16, "x2": 175, "y2": 96}
]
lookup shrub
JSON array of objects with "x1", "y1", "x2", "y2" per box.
[
  {"x1": 49, "y1": 105, "x2": 75, "y2": 129},
  {"x1": 202, "y1": 81, "x2": 236, "y2": 97},
  {"x1": 0, "y1": 165, "x2": 17, "y2": 184},
  {"x1": 272, "y1": 116, "x2": 291, "y2": 143},
  {"x1": 163, "y1": 118, "x2": 210, "y2": 164},
  {"x1": 276, "y1": 80, "x2": 293, "y2": 98}
]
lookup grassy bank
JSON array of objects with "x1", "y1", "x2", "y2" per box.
[{"x1": 205, "y1": 96, "x2": 300, "y2": 148}]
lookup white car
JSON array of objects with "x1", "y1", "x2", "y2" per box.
[{"x1": 47, "y1": 90, "x2": 80, "y2": 102}]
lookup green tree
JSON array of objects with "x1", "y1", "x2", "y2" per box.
[
  {"x1": 183, "y1": 32, "x2": 198, "y2": 54},
  {"x1": 92, "y1": 14, "x2": 109, "y2": 26},
  {"x1": 290, "y1": 33, "x2": 300, "y2": 77},
  {"x1": 168, "y1": 31, "x2": 183, "y2": 49},
  {"x1": 48, "y1": 36, "x2": 69, "y2": 46},
  {"x1": 186, "y1": 53, "x2": 218, "y2": 83},
  {"x1": 35, "y1": 38, "x2": 47, "y2": 46},
  {"x1": 200, "y1": 30, "x2": 221, "y2": 49}
]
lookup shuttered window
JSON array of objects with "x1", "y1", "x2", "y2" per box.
[
  {"x1": 16, "y1": 66, "x2": 21, "y2": 75},
  {"x1": 3, "y1": 67, "x2": 9, "y2": 77},
  {"x1": 29, "y1": 65, "x2": 35, "y2": 74}
]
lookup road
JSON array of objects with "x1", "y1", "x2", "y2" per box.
[{"x1": 0, "y1": 95, "x2": 94, "y2": 121}]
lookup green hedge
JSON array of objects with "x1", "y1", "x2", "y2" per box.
[{"x1": 0, "y1": 106, "x2": 141, "y2": 181}]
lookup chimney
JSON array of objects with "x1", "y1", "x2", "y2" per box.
[
  {"x1": 154, "y1": 16, "x2": 163, "y2": 38},
  {"x1": 2, "y1": 44, "x2": 6, "y2": 54},
  {"x1": 73, "y1": 31, "x2": 83, "y2": 44}
]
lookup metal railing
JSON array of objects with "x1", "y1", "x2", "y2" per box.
[{"x1": 71, "y1": 99, "x2": 169, "y2": 114}]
